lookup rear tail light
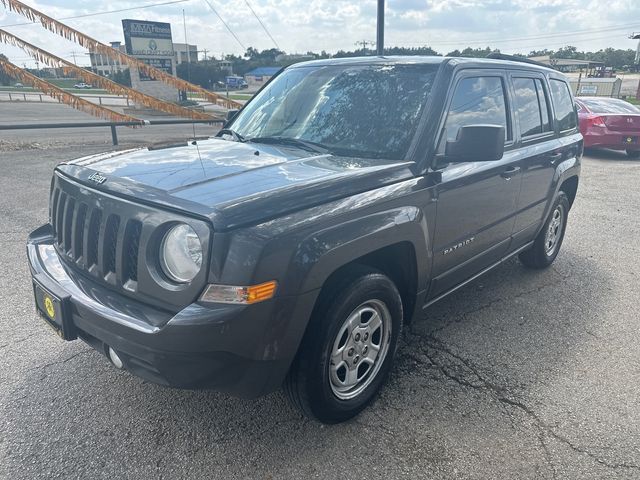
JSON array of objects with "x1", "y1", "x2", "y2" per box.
[{"x1": 586, "y1": 115, "x2": 606, "y2": 127}]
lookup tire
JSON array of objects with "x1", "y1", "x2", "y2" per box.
[
  {"x1": 284, "y1": 266, "x2": 403, "y2": 424},
  {"x1": 519, "y1": 192, "x2": 570, "y2": 269},
  {"x1": 626, "y1": 149, "x2": 640, "y2": 159}
]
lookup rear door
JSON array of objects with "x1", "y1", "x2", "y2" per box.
[
  {"x1": 428, "y1": 70, "x2": 522, "y2": 299},
  {"x1": 509, "y1": 73, "x2": 564, "y2": 247}
]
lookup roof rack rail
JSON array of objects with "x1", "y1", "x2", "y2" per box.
[{"x1": 486, "y1": 52, "x2": 550, "y2": 68}]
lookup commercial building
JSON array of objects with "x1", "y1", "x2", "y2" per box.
[
  {"x1": 88, "y1": 41, "x2": 127, "y2": 76},
  {"x1": 173, "y1": 43, "x2": 198, "y2": 64},
  {"x1": 244, "y1": 66, "x2": 280, "y2": 88},
  {"x1": 89, "y1": 40, "x2": 199, "y2": 76}
]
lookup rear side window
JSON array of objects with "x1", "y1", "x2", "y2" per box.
[
  {"x1": 535, "y1": 79, "x2": 551, "y2": 132},
  {"x1": 513, "y1": 77, "x2": 553, "y2": 138},
  {"x1": 442, "y1": 76, "x2": 510, "y2": 144},
  {"x1": 549, "y1": 79, "x2": 577, "y2": 131}
]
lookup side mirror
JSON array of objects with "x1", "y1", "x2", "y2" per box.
[
  {"x1": 445, "y1": 125, "x2": 505, "y2": 162},
  {"x1": 226, "y1": 109, "x2": 239, "y2": 123}
]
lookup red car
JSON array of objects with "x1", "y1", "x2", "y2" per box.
[{"x1": 576, "y1": 97, "x2": 640, "y2": 158}]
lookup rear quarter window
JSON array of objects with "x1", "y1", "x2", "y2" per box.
[{"x1": 549, "y1": 79, "x2": 577, "y2": 131}]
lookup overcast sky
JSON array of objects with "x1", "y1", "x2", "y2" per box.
[{"x1": 1, "y1": 0, "x2": 640, "y2": 67}]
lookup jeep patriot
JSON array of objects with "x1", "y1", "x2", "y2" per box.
[{"x1": 27, "y1": 56, "x2": 582, "y2": 423}]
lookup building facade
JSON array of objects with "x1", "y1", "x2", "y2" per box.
[
  {"x1": 244, "y1": 66, "x2": 281, "y2": 88},
  {"x1": 173, "y1": 43, "x2": 198, "y2": 64},
  {"x1": 88, "y1": 41, "x2": 127, "y2": 76}
]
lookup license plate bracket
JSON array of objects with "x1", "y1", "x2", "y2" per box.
[
  {"x1": 623, "y1": 136, "x2": 637, "y2": 144},
  {"x1": 33, "y1": 275, "x2": 77, "y2": 341}
]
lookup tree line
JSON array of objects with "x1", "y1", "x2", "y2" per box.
[{"x1": 1, "y1": 45, "x2": 637, "y2": 89}]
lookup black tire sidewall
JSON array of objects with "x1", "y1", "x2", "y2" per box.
[{"x1": 301, "y1": 272, "x2": 403, "y2": 423}]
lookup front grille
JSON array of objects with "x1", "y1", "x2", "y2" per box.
[
  {"x1": 50, "y1": 182, "x2": 141, "y2": 289},
  {"x1": 48, "y1": 170, "x2": 211, "y2": 310}
]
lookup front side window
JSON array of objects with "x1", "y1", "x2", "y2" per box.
[
  {"x1": 231, "y1": 64, "x2": 439, "y2": 160},
  {"x1": 441, "y1": 76, "x2": 510, "y2": 146},
  {"x1": 549, "y1": 79, "x2": 577, "y2": 131}
]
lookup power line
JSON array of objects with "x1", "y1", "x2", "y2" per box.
[
  {"x1": 243, "y1": 0, "x2": 280, "y2": 50},
  {"x1": 201, "y1": 0, "x2": 246, "y2": 51},
  {"x1": 0, "y1": 0, "x2": 193, "y2": 28},
  {"x1": 398, "y1": 22, "x2": 640, "y2": 47}
]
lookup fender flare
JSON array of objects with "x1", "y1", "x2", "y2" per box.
[{"x1": 282, "y1": 205, "x2": 431, "y2": 297}]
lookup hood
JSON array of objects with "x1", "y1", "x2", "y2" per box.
[{"x1": 59, "y1": 138, "x2": 414, "y2": 230}]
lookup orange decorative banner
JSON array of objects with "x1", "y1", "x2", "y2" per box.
[
  {"x1": 0, "y1": 57, "x2": 144, "y2": 125},
  {"x1": 0, "y1": 0, "x2": 243, "y2": 109},
  {"x1": 0, "y1": 29, "x2": 217, "y2": 121}
]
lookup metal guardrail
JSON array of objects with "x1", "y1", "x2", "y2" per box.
[{"x1": 0, "y1": 119, "x2": 224, "y2": 146}]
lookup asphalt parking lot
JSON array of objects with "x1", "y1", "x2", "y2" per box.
[{"x1": 1, "y1": 126, "x2": 640, "y2": 478}]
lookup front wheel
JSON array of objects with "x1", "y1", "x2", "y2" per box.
[
  {"x1": 519, "y1": 191, "x2": 570, "y2": 269},
  {"x1": 284, "y1": 266, "x2": 403, "y2": 423}
]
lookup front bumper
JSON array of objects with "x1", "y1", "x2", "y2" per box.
[{"x1": 27, "y1": 224, "x2": 317, "y2": 398}]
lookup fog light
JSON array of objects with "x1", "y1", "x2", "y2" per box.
[
  {"x1": 199, "y1": 281, "x2": 277, "y2": 304},
  {"x1": 108, "y1": 346, "x2": 124, "y2": 369}
]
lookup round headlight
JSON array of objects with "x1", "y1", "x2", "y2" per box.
[{"x1": 160, "y1": 224, "x2": 203, "y2": 283}]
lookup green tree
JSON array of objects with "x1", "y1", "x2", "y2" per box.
[
  {"x1": 0, "y1": 54, "x2": 14, "y2": 86},
  {"x1": 176, "y1": 61, "x2": 224, "y2": 89},
  {"x1": 447, "y1": 46, "x2": 499, "y2": 58},
  {"x1": 554, "y1": 46, "x2": 584, "y2": 60},
  {"x1": 112, "y1": 69, "x2": 131, "y2": 87}
]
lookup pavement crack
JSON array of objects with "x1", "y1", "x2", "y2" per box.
[
  {"x1": 30, "y1": 348, "x2": 93, "y2": 380},
  {"x1": 404, "y1": 331, "x2": 640, "y2": 473}
]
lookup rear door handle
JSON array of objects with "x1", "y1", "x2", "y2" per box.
[
  {"x1": 549, "y1": 152, "x2": 563, "y2": 162},
  {"x1": 500, "y1": 166, "x2": 521, "y2": 179}
]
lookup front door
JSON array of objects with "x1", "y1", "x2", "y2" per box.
[{"x1": 428, "y1": 72, "x2": 522, "y2": 299}]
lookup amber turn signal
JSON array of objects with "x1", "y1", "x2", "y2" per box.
[{"x1": 200, "y1": 281, "x2": 278, "y2": 305}]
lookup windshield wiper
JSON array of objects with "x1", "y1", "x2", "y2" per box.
[
  {"x1": 247, "y1": 136, "x2": 330, "y2": 154},
  {"x1": 217, "y1": 128, "x2": 246, "y2": 143}
]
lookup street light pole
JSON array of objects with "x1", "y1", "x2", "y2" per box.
[{"x1": 376, "y1": 0, "x2": 385, "y2": 56}]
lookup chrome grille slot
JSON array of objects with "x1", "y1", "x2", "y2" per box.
[
  {"x1": 123, "y1": 220, "x2": 142, "y2": 283},
  {"x1": 73, "y1": 203, "x2": 88, "y2": 261},
  {"x1": 51, "y1": 188, "x2": 60, "y2": 238},
  {"x1": 86, "y1": 208, "x2": 102, "y2": 270},
  {"x1": 63, "y1": 197, "x2": 75, "y2": 254},
  {"x1": 56, "y1": 192, "x2": 67, "y2": 246},
  {"x1": 103, "y1": 214, "x2": 120, "y2": 275}
]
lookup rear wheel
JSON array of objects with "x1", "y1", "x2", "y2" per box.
[
  {"x1": 284, "y1": 266, "x2": 402, "y2": 423},
  {"x1": 626, "y1": 149, "x2": 640, "y2": 159},
  {"x1": 519, "y1": 192, "x2": 570, "y2": 269}
]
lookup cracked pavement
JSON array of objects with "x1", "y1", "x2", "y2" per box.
[{"x1": 1, "y1": 126, "x2": 639, "y2": 479}]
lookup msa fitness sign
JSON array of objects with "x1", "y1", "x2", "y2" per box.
[{"x1": 122, "y1": 19, "x2": 174, "y2": 57}]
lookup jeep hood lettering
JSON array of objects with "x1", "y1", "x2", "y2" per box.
[{"x1": 59, "y1": 138, "x2": 414, "y2": 230}]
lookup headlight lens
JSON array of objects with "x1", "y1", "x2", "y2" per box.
[{"x1": 160, "y1": 224, "x2": 203, "y2": 283}]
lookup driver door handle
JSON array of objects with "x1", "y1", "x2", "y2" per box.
[
  {"x1": 500, "y1": 166, "x2": 521, "y2": 179},
  {"x1": 549, "y1": 152, "x2": 563, "y2": 163}
]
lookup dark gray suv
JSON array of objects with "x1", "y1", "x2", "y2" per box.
[{"x1": 27, "y1": 56, "x2": 581, "y2": 423}]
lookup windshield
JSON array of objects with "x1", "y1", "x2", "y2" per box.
[
  {"x1": 230, "y1": 63, "x2": 439, "y2": 160},
  {"x1": 580, "y1": 98, "x2": 640, "y2": 114}
]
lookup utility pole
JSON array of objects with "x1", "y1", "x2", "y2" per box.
[
  {"x1": 355, "y1": 40, "x2": 375, "y2": 55},
  {"x1": 630, "y1": 32, "x2": 640, "y2": 69},
  {"x1": 377, "y1": 0, "x2": 385, "y2": 56}
]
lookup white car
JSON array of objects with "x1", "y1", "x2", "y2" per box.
[
  {"x1": 73, "y1": 82, "x2": 92, "y2": 89},
  {"x1": 14, "y1": 82, "x2": 24, "y2": 88}
]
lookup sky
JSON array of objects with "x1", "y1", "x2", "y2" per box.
[{"x1": 1, "y1": 0, "x2": 640, "y2": 68}]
